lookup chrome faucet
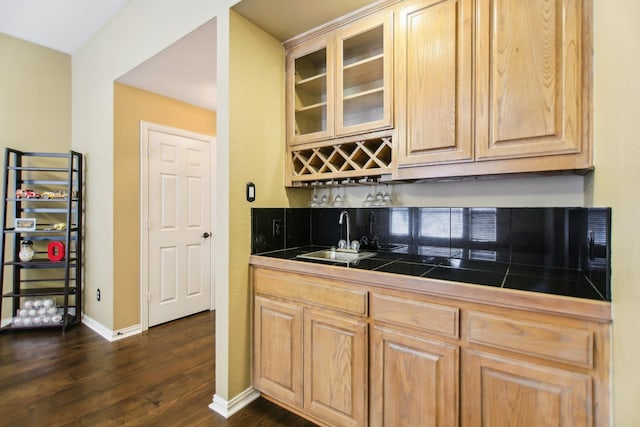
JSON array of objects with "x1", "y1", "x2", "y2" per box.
[{"x1": 338, "y1": 211, "x2": 359, "y2": 252}]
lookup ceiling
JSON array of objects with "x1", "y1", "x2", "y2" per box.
[
  {"x1": 0, "y1": 0, "x2": 128, "y2": 54},
  {"x1": 232, "y1": 0, "x2": 377, "y2": 42},
  {"x1": 1, "y1": 0, "x2": 376, "y2": 112},
  {"x1": 116, "y1": 20, "x2": 218, "y2": 112}
]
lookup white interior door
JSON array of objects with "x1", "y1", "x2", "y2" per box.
[{"x1": 144, "y1": 123, "x2": 212, "y2": 327}]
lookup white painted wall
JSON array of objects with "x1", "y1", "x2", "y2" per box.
[
  {"x1": 72, "y1": 0, "x2": 239, "y2": 401},
  {"x1": 324, "y1": 175, "x2": 586, "y2": 208}
]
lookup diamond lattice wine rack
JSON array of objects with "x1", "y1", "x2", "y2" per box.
[{"x1": 289, "y1": 134, "x2": 392, "y2": 184}]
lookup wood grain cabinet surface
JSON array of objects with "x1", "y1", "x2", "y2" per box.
[
  {"x1": 286, "y1": 35, "x2": 335, "y2": 146},
  {"x1": 335, "y1": 10, "x2": 394, "y2": 138},
  {"x1": 304, "y1": 310, "x2": 368, "y2": 427},
  {"x1": 475, "y1": 0, "x2": 586, "y2": 162},
  {"x1": 370, "y1": 326, "x2": 459, "y2": 427},
  {"x1": 251, "y1": 260, "x2": 610, "y2": 427},
  {"x1": 253, "y1": 296, "x2": 303, "y2": 407},
  {"x1": 285, "y1": 7, "x2": 395, "y2": 185},
  {"x1": 253, "y1": 267, "x2": 369, "y2": 427},
  {"x1": 394, "y1": 0, "x2": 473, "y2": 167},
  {"x1": 466, "y1": 310, "x2": 594, "y2": 369},
  {"x1": 285, "y1": 0, "x2": 593, "y2": 184},
  {"x1": 462, "y1": 349, "x2": 593, "y2": 427},
  {"x1": 286, "y1": 9, "x2": 393, "y2": 147},
  {"x1": 393, "y1": 0, "x2": 593, "y2": 180}
]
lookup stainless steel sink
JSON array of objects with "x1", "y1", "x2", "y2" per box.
[{"x1": 297, "y1": 249, "x2": 376, "y2": 264}]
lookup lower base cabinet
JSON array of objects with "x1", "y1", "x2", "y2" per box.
[
  {"x1": 462, "y1": 349, "x2": 593, "y2": 427},
  {"x1": 253, "y1": 296, "x2": 303, "y2": 407},
  {"x1": 304, "y1": 310, "x2": 368, "y2": 427},
  {"x1": 370, "y1": 327, "x2": 459, "y2": 427},
  {"x1": 254, "y1": 295, "x2": 368, "y2": 427},
  {"x1": 251, "y1": 264, "x2": 610, "y2": 427}
]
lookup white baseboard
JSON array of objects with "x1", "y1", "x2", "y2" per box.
[
  {"x1": 209, "y1": 387, "x2": 260, "y2": 418},
  {"x1": 82, "y1": 314, "x2": 142, "y2": 342}
]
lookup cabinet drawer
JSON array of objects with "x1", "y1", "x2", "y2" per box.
[
  {"x1": 467, "y1": 311, "x2": 594, "y2": 368},
  {"x1": 253, "y1": 267, "x2": 367, "y2": 316},
  {"x1": 371, "y1": 293, "x2": 459, "y2": 338}
]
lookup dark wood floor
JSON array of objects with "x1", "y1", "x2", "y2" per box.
[{"x1": 0, "y1": 310, "x2": 317, "y2": 426}]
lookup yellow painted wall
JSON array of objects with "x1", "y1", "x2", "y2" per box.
[
  {"x1": 0, "y1": 34, "x2": 70, "y2": 152},
  {"x1": 73, "y1": 0, "x2": 225, "y2": 332},
  {"x1": 227, "y1": 11, "x2": 309, "y2": 396},
  {"x1": 113, "y1": 82, "x2": 216, "y2": 330},
  {"x1": 0, "y1": 34, "x2": 71, "y2": 320},
  {"x1": 590, "y1": 1, "x2": 640, "y2": 424}
]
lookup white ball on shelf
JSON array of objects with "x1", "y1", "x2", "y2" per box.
[
  {"x1": 42, "y1": 316, "x2": 51, "y2": 324},
  {"x1": 46, "y1": 307, "x2": 57, "y2": 316},
  {"x1": 18, "y1": 308, "x2": 27, "y2": 317},
  {"x1": 13, "y1": 317, "x2": 23, "y2": 327},
  {"x1": 23, "y1": 300, "x2": 33, "y2": 309},
  {"x1": 37, "y1": 307, "x2": 47, "y2": 316},
  {"x1": 33, "y1": 299, "x2": 43, "y2": 308},
  {"x1": 32, "y1": 316, "x2": 42, "y2": 325},
  {"x1": 51, "y1": 314, "x2": 63, "y2": 324},
  {"x1": 43, "y1": 298, "x2": 55, "y2": 308},
  {"x1": 28, "y1": 309, "x2": 37, "y2": 317},
  {"x1": 23, "y1": 317, "x2": 33, "y2": 327}
]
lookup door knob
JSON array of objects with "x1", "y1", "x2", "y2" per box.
[{"x1": 202, "y1": 232, "x2": 211, "y2": 239}]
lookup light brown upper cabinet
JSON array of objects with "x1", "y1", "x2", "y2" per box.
[
  {"x1": 394, "y1": 0, "x2": 593, "y2": 179},
  {"x1": 286, "y1": 9, "x2": 393, "y2": 147},
  {"x1": 335, "y1": 11, "x2": 394, "y2": 138},
  {"x1": 475, "y1": 0, "x2": 586, "y2": 161},
  {"x1": 395, "y1": 0, "x2": 473, "y2": 166},
  {"x1": 285, "y1": 0, "x2": 592, "y2": 182},
  {"x1": 286, "y1": 35, "x2": 335, "y2": 145}
]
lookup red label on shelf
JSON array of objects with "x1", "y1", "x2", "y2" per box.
[{"x1": 48, "y1": 241, "x2": 65, "y2": 262}]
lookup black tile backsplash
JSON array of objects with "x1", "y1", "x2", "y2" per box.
[
  {"x1": 285, "y1": 208, "x2": 311, "y2": 248},
  {"x1": 251, "y1": 207, "x2": 612, "y2": 300},
  {"x1": 251, "y1": 208, "x2": 285, "y2": 254},
  {"x1": 510, "y1": 208, "x2": 582, "y2": 267}
]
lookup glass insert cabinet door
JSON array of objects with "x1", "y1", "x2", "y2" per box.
[
  {"x1": 288, "y1": 35, "x2": 335, "y2": 145},
  {"x1": 335, "y1": 9, "x2": 393, "y2": 136},
  {"x1": 286, "y1": 9, "x2": 393, "y2": 146}
]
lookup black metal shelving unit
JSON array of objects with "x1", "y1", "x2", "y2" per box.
[{"x1": 0, "y1": 148, "x2": 83, "y2": 332}]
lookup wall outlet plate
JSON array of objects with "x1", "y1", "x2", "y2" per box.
[{"x1": 273, "y1": 219, "x2": 282, "y2": 237}]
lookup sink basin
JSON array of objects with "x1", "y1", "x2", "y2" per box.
[{"x1": 297, "y1": 249, "x2": 376, "y2": 264}]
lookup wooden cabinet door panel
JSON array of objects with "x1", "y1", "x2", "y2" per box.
[
  {"x1": 395, "y1": 0, "x2": 473, "y2": 166},
  {"x1": 466, "y1": 311, "x2": 594, "y2": 368},
  {"x1": 335, "y1": 9, "x2": 394, "y2": 137},
  {"x1": 476, "y1": 0, "x2": 584, "y2": 160},
  {"x1": 371, "y1": 327, "x2": 459, "y2": 427},
  {"x1": 287, "y1": 35, "x2": 335, "y2": 145},
  {"x1": 253, "y1": 296, "x2": 303, "y2": 407},
  {"x1": 462, "y1": 349, "x2": 593, "y2": 427},
  {"x1": 304, "y1": 310, "x2": 368, "y2": 427}
]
